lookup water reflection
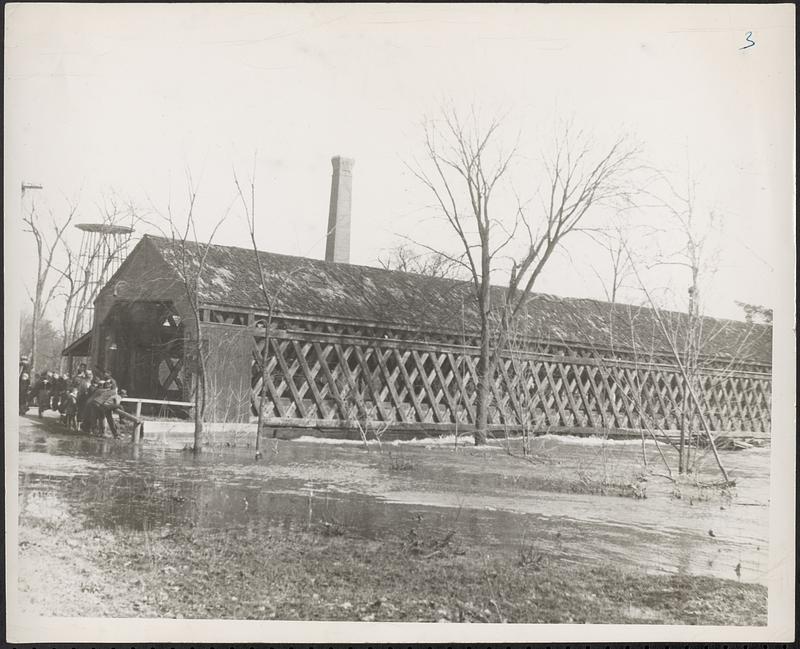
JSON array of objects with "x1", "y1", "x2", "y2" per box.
[{"x1": 17, "y1": 417, "x2": 770, "y2": 585}]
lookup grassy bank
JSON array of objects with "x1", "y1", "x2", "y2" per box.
[{"x1": 17, "y1": 513, "x2": 766, "y2": 625}]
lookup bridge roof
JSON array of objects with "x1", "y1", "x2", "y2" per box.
[{"x1": 139, "y1": 235, "x2": 772, "y2": 366}]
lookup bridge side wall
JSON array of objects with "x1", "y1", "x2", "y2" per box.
[{"x1": 240, "y1": 324, "x2": 771, "y2": 436}]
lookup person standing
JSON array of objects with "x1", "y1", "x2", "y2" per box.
[
  {"x1": 36, "y1": 372, "x2": 52, "y2": 418},
  {"x1": 19, "y1": 371, "x2": 31, "y2": 415},
  {"x1": 77, "y1": 370, "x2": 95, "y2": 431},
  {"x1": 63, "y1": 387, "x2": 79, "y2": 430},
  {"x1": 51, "y1": 374, "x2": 65, "y2": 411}
]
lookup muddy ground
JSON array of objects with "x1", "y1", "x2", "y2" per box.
[{"x1": 14, "y1": 414, "x2": 769, "y2": 624}]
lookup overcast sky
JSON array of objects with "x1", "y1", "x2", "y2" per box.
[{"x1": 5, "y1": 3, "x2": 795, "y2": 322}]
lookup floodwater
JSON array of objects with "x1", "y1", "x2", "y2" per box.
[{"x1": 16, "y1": 414, "x2": 770, "y2": 585}]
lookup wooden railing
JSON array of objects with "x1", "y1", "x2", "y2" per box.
[
  {"x1": 120, "y1": 397, "x2": 194, "y2": 441},
  {"x1": 120, "y1": 397, "x2": 194, "y2": 418}
]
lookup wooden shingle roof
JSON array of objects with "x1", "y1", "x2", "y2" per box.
[{"x1": 143, "y1": 235, "x2": 772, "y2": 366}]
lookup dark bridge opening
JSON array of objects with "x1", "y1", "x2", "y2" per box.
[{"x1": 98, "y1": 300, "x2": 186, "y2": 403}]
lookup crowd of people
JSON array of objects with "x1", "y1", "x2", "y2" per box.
[{"x1": 19, "y1": 357, "x2": 127, "y2": 438}]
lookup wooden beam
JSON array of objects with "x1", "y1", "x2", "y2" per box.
[
  {"x1": 291, "y1": 340, "x2": 329, "y2": 420},
  {"x1": 393, "y1": 349, "x2": 427, "y2": 423},
  {"x1": 311, "y1": 342, "x2": 349, "y2": 420},
  {"x1": 410, "y1": 350, "x2": 446, "y2": 424},
  {"x1": 429, "y1": 352, "x2": 460, "y2": 425},
  {"x1": 571, "y1": 364, "x2": 597, "y2": 427},
  {"x1": 270, "y1": 339, "x2": 307, "y2": 419},
  {"x1": 352, "y1": 345, "x2": 392, "y2": 422},
  {"x1": 553, "y1": 363, "x2": 584, "y2": 427},
  {"x1": 496, "y1": 358, "x2": 525, "y2": 426},
  {"x1": 445, "y1": 352, "x2": 474, "y2": 424},
  {"x1": 251, "y1": 337, "x2": 286, "y2": 419},
  {"x1": 373, "y1": 347, "x2": 408, "y2": 424},
  {"x1": 332, "y1": 343, "x2": 367, "y2": 420}
]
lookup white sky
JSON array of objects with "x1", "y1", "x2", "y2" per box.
[
  {"x1": 4, "y1": 3, "x2": 795, "y2": 321},
  {"x1": 3, "y1": 7, "x2": 798, "y2": 642}
]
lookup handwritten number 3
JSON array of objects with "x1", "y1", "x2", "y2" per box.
[{"x1": 740, "y1": 31, "x2": 755, "y2": 50}]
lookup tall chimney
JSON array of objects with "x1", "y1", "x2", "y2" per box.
[{"x1": 325, "y1": 156, "x2": 354, "y2": 264}]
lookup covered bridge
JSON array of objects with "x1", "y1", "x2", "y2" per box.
[{"x1": 89, "y1": 234, "x2": 772, "y2": 437}]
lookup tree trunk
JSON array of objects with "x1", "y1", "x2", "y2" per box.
[
  {"x1": 474, "y1": 317, "x2": 491, "y2": 445},
  {"x1": 193, "y1": 367, "x2": 204, "y2": 454},
  {"x1": 192, "y1": 329, "x2": 205, "y2": 454},
  {"x1": 30, "y1": 307, "x2": 39, "y2": 375},
  {"x1": 193, "y1": 401, "x2": 204, "y2": 452},
  {"x1": 678, "y1": 382, "x2": 687, "y2": 474},
  {"x1": 685, "y1": 395, "x2": 693, "y2": 471},
  {"x1": 255, "y1": 329, "x2": 270, "y2": 458},
  {"x1": 681, "y1": 268, "x2": 699, "y2": 474}
]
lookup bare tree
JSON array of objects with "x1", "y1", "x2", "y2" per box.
[
  {"x1": 589, "y1": 219, "x2": 639, "y2": 306},
  {"x1": 503, "y1": 319, "x2": 553, "y2": 459},
  {"x1": 410, "y1": 108, "x2": 638, "y2": 444},
  {"x1": 625, "y1": 254, "x2": 733, "y2": 484},
  {"x1": 378, "y1": 243, "x2": 461, "y2": 280},
  {"x1": 639, "y1": 173, "x2": 731, "y2": 475},
  {"x1": 19, "y1": 310, "x2": 64, "y2": 372},
  {"x1": 735, "y1": 301, "x2": 773, "y2": 324},
  {"x1": 578, "y1": 185, "x2": 764, "y2": 487},
  {"x1": 580, "y1": 172, "x2": 742, "y2": 484},
  {"x1": 234, "y1": 161, "x2": 308, "y2": 460},
  {"x1": 22, "y1": 195, "x2": 77, "y2": 374},
  {"x1": 55, "y1": 194, "x2": 140, "y2": 367},
  {"x1": 146, "y1": 174, "x2": 226, "y2": 454}
]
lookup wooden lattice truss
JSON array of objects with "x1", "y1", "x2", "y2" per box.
[
  {"x1": 152, "y1": 302, "x2": 185, "y2": 401},
  {"x1": 248, "y1": 323, "x2": 771, "y2": 434}
]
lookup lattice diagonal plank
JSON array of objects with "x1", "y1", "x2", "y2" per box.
[
  {"x1": 570, "y1": 364, "x2": 597, "y2": 427},
  {"x1": 353, "y1": 345, "x2": 391, "y2": 422},
  {"x1": 291, "y1": 340, "x2": 329, "y2": 420},
  {"x1": 311, "y1": 342, "x2": 349, "y2": 420},
  {"x1": 333, "y1": 343, "x2": 368, "y2": 420},
  {"x1": 272, "y1": 339, "x2": 307, "y2": 419},
  {"x1": 393, "y1": 348, "x2": 427, "y2": 422},
  {"x1": 373, "y1": 348, "x2": 406, "y2": 423},
  {"x1": 410, "y1": 350, "x2": 446, "y2": 424},
  {"x1": 446, "y1": 351, "x2": 475, "y2": 423},
  {"x1": 430, "y1": 352, "x2": 459, "y2": 424}
]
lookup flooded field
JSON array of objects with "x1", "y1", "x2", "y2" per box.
[{"x1": 17, "y1": 414, "x2": 770, "y2": 588}]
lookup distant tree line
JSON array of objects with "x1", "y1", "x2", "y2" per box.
[{"x1": 19, "y1": 311, "x2": 64, "y2": 373}]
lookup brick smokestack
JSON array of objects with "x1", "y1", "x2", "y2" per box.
[{"x1": 325, "y1": 156, "x2": 354, "y2": 264}]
